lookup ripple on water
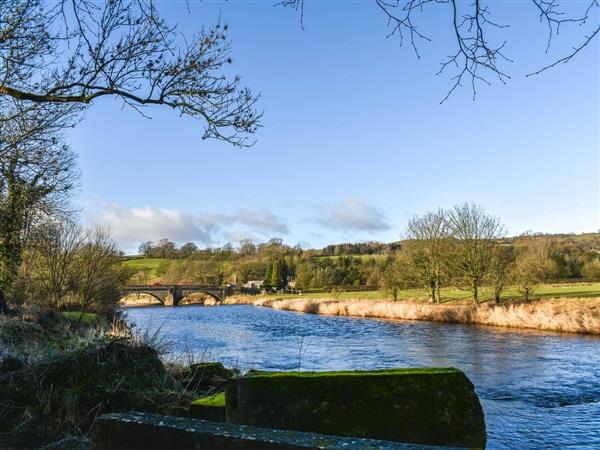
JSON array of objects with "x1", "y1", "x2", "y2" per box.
[{"x1": 124, "y1": 305, "x2": 600, "y2": 449}]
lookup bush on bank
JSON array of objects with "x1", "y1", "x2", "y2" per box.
[{"x1": 0, "y1": 309, "x2": 198, "y2": 448}]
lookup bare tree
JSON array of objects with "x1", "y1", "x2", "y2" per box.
[
  {"x1": 29, "y1": 220, "x2": 85, "y2": 308},
  {"x1": 488, "y1": 245, "x2": 516, "y2": 303},
  {"x1": 0, "y1": 0, "x2": 261, "y2": 146},
  {"x1": 405, "y1": 209, "x2": 450, "y2": 303},
  {"x1": 75, "y1": 227, "x2": 128, "y2": 318},
  {"x1": 447, "y1": 203, "x2": 505, "y2": 304},
  {"x1": 0, "y1": 103, "x2": 79, "y2": 295},
  {"x1": 512, "y1": 246, "x2": 544, "y2": 301},
  {"x1": 378, "y1": 254, "x2": 409, "y2": 301},
  {"x1": 281, "y1": 0, "x2": 599, "y2": 101}
]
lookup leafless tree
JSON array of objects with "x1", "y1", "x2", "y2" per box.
[
  {"x1": 29, "y1": 220, "x2": 85, "y2": 308},
  {"x1": 378, "y1": 254, "x2": 409, "y2": 301},
  {"x1": 75, "y1": 227, "x2": 128, "y2": 318},
  {"x1": 282, "y1": 0, "x2": 599, "y2": 101},
  {"x1": 512, "y1": 246, "x2": 545, "y2": 301},
  {"x1": 405, "y1": 208, "x2": 450, "y2": 303},
  {"x1": 0, "y1": 0, "x2": 261, "y2": 146},
  {"x1": 488, "y1": 245, "x2": 516, "y2": 303},
  {"x1": 447, "y1": 203, "x2": 505, "y2": 304},
  {"x1": 0, "y1": 102, "x2": 79, "y2": 295}
]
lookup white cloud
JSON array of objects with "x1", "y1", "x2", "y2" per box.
[
  {"x1": 87, "y1": 203, "x2": 288, "y2": 251},
  {"x1": 313, "y1": 198, "x2": 390, "y2": 233},
  {"x1": 89, "y1": 205, "x2": 214, "y2": 250},
  {"x1": 217, "y1": 208, "x2": 289, "y2": 234}
]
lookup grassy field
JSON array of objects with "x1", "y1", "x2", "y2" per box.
[
  {"x1": 312, "y1": 254, "x2": 386, "y2": 260},
  {"x1": 120, "y1": 257, "x2": 600, "y2": 303},
  {"x1": 120, "y1": 257, "x2": 170, "y2": 280},
  {"x1": 255, "y1": 282, "x2": 600, "y2": 304},
  {"x1": 62, "y1": 311, "x2": 98, "y2": 324}
]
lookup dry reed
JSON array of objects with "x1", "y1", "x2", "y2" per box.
[{"x1": 227, "y1": 296, "x2": 600, "y2": 335}]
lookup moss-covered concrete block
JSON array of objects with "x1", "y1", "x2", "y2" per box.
[
  {"x1": 190, "y1": 392, "x2": 226, "y2": 422},
  {"x1": 225, "y1": 368, "x2": 486, "y2": 449}
]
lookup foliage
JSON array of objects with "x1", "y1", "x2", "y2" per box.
[
  {"x1": 0, "y1": 103, "x2": 78, "y2": 293},
  {"x1": 123, "y1": 227, "x2": 600, "y2": 304}
]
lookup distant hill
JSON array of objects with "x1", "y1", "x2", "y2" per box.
[{"x1": 316, "y1": 233, "x2": 600, "y2": 257}]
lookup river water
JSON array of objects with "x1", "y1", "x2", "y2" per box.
[{"x1": 124, "y1": 305, "x2": 600, "y2": 449}]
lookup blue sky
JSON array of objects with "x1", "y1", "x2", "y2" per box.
[{"x1": 68, "y1": 1, "x2": 599, "y2": 252}]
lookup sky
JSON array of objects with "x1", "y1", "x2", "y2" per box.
[{"x1": 68, "y1": 0, "x2": 600, "y2": 253}]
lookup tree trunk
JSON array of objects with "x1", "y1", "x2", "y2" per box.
[
  {"x1": 473, "y1": 284, "x2": 478, "y2": 305},
  {"x1": 430, "y1": 281, "x2": 436, "y2": 302},
  {"x1": 0, "y1": 182, "x2": 27, "y2": 291},
  {"x1": 0, "y1": 288, "x2": 6, "y2": 312}
]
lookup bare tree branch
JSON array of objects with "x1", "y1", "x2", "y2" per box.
[
  {"x1": 278, "y1": 0, "x2": 599, "y2": 101},
  {"x1": 0, "y1": 0, "x2": 261, "y2": 147},
  {"x1": 527, "y1": 24, "x2": 600, "y2": 76}
]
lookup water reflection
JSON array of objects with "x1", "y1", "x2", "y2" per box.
[{"x1": 125, "y1": 305, "x2": 600, "y2": 449}]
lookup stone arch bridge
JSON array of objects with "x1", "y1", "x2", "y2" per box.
[{"x1": 122, "y1": 285, "x2": 236, "y2": 306}]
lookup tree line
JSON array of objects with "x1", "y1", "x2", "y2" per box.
[
  {"x1": 135, "y1": 206, "x2": 600, "y2": 304},
  {"x1": 1, "y1": 1, "x2": 597, "y2": 312}
]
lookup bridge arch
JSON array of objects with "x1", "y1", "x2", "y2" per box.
[
  {"x1": 137, "y1": 292, "x2": 166, "y2": 304},
  {"x1": 121, "y1": 285, "x2": 229, "y2": 307},
  {"x1": 119, "y1": 291, "x2": 165, "y2": 306},
  {"x1": 177, "y1": 290, "x2": 224, "y2": 305}
]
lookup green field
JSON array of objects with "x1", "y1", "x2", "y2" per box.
[
  {"x1": 62, "y1": 311, "x2": 98, "y2": 324},
  {"x1": 120, "y1": 257, "x2": 171, "y2": 280},
  {"x1": 312, "y1": 254, "x2": 386, "y2": 261},
  {"x1": 258, "y1": 282, "x2": 600, "y2": 304},
  {"x1": 121, "y1": 257, "x2": 600, "y2": 303}
]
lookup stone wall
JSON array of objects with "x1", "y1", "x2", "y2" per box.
[{"x1": 92, "y1": 412, "x2": 457, "y2": 450}]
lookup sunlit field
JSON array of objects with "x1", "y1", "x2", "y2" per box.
[
  {"x1": 254, "y1": 282, "x2": 600, "y2": 304},
  {"x1": 120, "y1": 257, "x2": 165, "y2": 280}
]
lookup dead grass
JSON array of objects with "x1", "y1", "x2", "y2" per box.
[
  {"x1": 0, "y1": 310, "x2": 196, "y2": 448},
  {"x1": 227, "y1": 296, "x2": 600, "y2": 335}
]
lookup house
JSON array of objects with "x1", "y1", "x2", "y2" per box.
[{"x1": 243, "y1": 280, "x2": 264, "y2": 290}]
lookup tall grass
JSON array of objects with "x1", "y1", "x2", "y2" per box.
[{"x1": 232, "y1": 297, "x2": 600, "y2": 335}]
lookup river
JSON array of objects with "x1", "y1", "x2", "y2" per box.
[{"x1": 124, "y1": 304, "x2": 600, "y2": 449}]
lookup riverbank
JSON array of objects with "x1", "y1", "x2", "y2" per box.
[
  {"x1": 0, "y1": 309, "x2": 207, "y2": 448},
  {"x1": 225, "y1": 295, "x2": 600, "y2": 335}
]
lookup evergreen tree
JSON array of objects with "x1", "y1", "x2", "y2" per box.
[
  {"x1": 271, "y1": 260, "x2": 282, "y2": 290},
  {"x1": 280, "y1": 259, "x2": 289, "y2": 289},
  {"x1": 263, "y1": 262, "x2": 273, "y2": 289}
]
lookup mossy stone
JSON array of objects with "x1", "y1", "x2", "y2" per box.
[
  {"x1": 190, "y1": 392, "x2": 226, "y2": 422},
  {"x1": 185, "y1": 363, "x2": 235, "y2": 392},
  {"x1": 225, "y1": 367, "x2": 486, "y2": 448}
]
